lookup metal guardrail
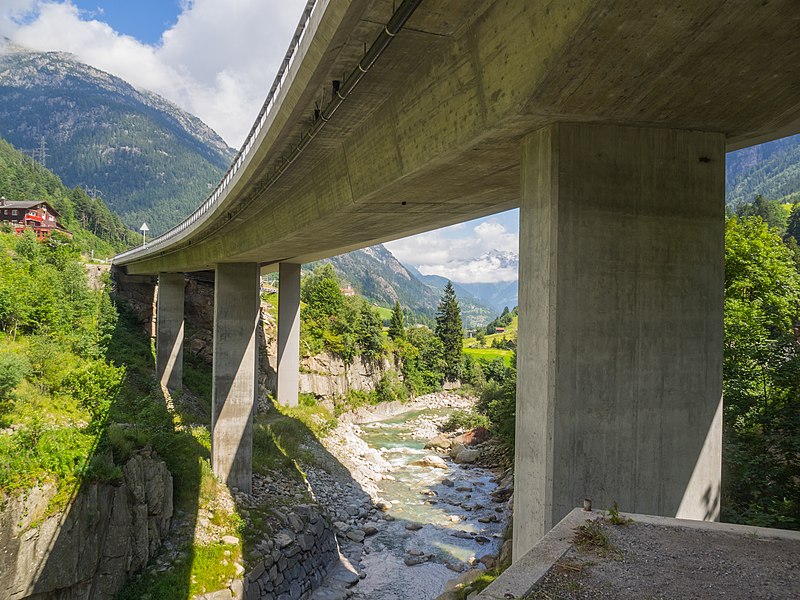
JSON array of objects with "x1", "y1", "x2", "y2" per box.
[{"x1": 114, "y1": 0, "x2": 319, "y2": 263}]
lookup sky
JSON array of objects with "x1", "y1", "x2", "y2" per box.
[{"x1": 0, "y1": 0, "x2": 520, "y2": 284}]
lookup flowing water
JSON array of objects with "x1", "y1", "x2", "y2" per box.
[{"x1": 350, "y1": 408, "x2": 508, "y2": 600}]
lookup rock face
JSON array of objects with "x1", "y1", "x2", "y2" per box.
[
  {"x1": 0, "y1": 453, "x2": 173, "y2": 600},
  {"x1": 241, "y1": 505, "x2": 338, "y2": 600},
  {"x1": 297, "y1": 353, "x2": 393, "y2": 399}
]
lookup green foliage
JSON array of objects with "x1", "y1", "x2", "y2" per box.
[
  {"x1": 299, "y1": 264, "x2": 386, "y2": 363},
  {"x1": 475, "y1": 329, "x2": 486, "y2": 347},
  {"x1": 399, "y1": 327, "x2": 445, "y2": 395},
  {"x1": 735, "y1": 195, "x2": 788, "y2": 233},
  {"x1": 723, "y1": 216, "x2": 800, "y2": 529},
  {"x1": 0, "y1": 352, "x2": 29, "y2": 399},
  {"x1": 388, "y1": 300, "x2": 406, "y2": 341},
  {"x1": 0, "y1": 138, "x2": 139, "y2": 255},
  {"x1": 62, "y1": 360, "x2": 125, "y2": 427},
  {"x1": 436, "y1": 281, "x2": 463, "y2": 381},
  {"x1": 476, "y1": 377, "x2": 517, "y2": 451},
  {"x1": 727, "y1": 134, "x2": 800, "y2": 208},
  {"x1": 374, "y1": 369, "x2": 408, "y2": 404},
  {"x1": 441, "y1": 409, "x2": 490, "y2": 433}
]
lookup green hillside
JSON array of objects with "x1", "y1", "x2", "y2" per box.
[
  {"x1": 0, "y1": 48, "x2": 234, "y2": 236},
  {"x1": 0, "y1": 137, "x2": 138, "y2": 256},
  {"x1": 727, "y1": 133, "x2": 800, "y2": 207}
]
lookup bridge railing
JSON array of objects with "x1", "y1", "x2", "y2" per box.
[{"x1": 114, "y1": 0, "x2": 319, "y2": 263}]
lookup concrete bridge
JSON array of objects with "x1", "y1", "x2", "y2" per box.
[{"x1": 113, "y1": 0, "x2": 800, "y2": 560}]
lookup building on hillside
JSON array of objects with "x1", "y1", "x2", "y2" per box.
[
  {"x1": 0, "y1": 197, "x2": 71, "y2": 239},
  {"x1": 340, "y1": 286, "x2": 356, "y2": 297}
]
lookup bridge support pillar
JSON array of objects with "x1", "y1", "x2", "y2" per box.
[
  {"x1": 212, "y1": 262, "x2": 260, "y2": 493},
  {"x1": 514, "y1": 123, "x2": 724, "y2": 559},
  {"x1": 156, "y1": 272, "x2": 184, "y2": 392},
  {"x1": 277, "y1": 262, "x2": 301, "y2": 407}
]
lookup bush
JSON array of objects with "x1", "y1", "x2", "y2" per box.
[
  {"x1": 0, "y1": 352, "x2": 29, "y2": 399},
  {"x1": 441, "y1": 409, "x2": 490, "y2": 433},
  {"x1": 374, "y1": 370, "x2": 408, "y2": 404},
  {"x1": 62, "y1": 360, "x2": 126, "y2": 427}
]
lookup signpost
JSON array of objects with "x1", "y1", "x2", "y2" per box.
[{"x1": 140, "y1": 222, "x2": 149, "y2": 246}]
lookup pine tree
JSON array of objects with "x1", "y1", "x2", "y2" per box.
[
  {"x1": 388, "y1": 300, "x2": 406, "y2": 340},
  {"x1": 435, "y1": 281, "x2": 463, "y2": 381}
]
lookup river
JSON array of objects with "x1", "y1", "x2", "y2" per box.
[{"x1": 341, "y1": 405, "x2": 509, "y2": 600}]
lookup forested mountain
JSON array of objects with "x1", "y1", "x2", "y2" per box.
[
  {"x1": 310, "y1": 244, "x2": 494, "y2": 328},
  {"x1": 0, "y1": 136, "x2": 138, "y2": 255},
  {"x1": 727, "y1": 134, "x2": 800, "y2": 207},
  {"x1": 0, "y1": 44, "x2": 235, "y2": 235}
]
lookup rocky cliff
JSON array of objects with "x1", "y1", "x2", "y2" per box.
[{"x1": 0, "y1": 452, "x2": 173, "y2": 600}]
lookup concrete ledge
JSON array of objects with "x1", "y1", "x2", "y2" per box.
[
  {"x1": 476, "y1": 508, "x2": 800, "y2": 599},
  {"x1": 475, "y1": 508, "x2": 590, "y2": 599}
]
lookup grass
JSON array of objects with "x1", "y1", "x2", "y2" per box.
[{"x1": 463, "y1": 347, "x2": 513, "y2": 367}]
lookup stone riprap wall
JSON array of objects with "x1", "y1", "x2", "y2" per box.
[
  {"x1": 110, "y1": 267, "x2": 157, "y2": 337},
  {"x1": 0, "y1": 453, "x2": 173, "y2": 600},
  {"x1": 242, "y1": 505, "x2": 337, "y2": 600}
]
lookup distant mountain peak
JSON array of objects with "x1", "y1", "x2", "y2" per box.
[{"x1": 0, "y1": 48, "x2": 235, "y2": 234}]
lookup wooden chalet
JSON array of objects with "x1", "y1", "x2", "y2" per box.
[{"x1": 0, "y1": 197, "x2": 71, "y2": 239}]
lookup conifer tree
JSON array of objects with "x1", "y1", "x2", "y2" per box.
[
  {"x1": 435, "y1": 281, "x2": 463, "y2": 381},
  {"x1": 388, "y1": 300, "x2": 406, "y2": 340}
]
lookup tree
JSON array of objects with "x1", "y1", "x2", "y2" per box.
[
  {"x1": 435, "y1": 281, "x2": 463, "y2": 381},
  {"x1": 723, "y1": 216, "x2": 800, "y2": 528},
  {"x1": 388, "y1": 300, "x2": 406, "y2": 341},
  {"x1": 785, "y1": 203, "x2": 800, "y2": 245},
  {"x1": 736, "y1": 195, "x2": 787, "y2": 233},
  {"x1": 476, "y1": 329, "x2": 486, "y2": 347}
]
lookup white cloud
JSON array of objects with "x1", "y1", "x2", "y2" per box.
[
  {"x1": 385, "y1": 217, "x2": 519, "y2": 284},
  {"x1": 3, "y1": 0, "x2": 307, "y2": 147}
]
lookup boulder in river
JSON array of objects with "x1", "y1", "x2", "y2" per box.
[
  {"x1": 425, "y1": 434, "x2": 452, "y2": 451},
  {"x1": 448, "y1": 442, "x2": 466, "y2": 459},
  {"x1": 453, "y1": 426, "x2": 491, "y2": 447},
  {"x1": 454, "y1": 448, "x2": 481, "y2": 464},
  {"x1": 375, "y1": 499, "x2": 393, "y2": 511},
  {"x1": 410, "y1": 455, "x2": 448, "y2": 469}
]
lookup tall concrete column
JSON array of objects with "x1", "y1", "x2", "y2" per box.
[
  {"x1": 212, "y1": 262, "x2": 260, "y2": 493},
  {"x1": 514, "y1": 123, "x2": 724, "y2": 559},
  {"x1": 277, "y1": 262, "x2": 301, "y2": 407},
  {"x1": 156, "y1": 272, "x2": 184, "y2": 392}
]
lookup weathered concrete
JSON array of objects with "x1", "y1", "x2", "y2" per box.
[
  {"x1": 514, "y1": 123, "x2": 724, "y2": 558},
  {"x1": 116, "y1": 0, "x2": 800, "y2": 276},
  {"x1": 212, "y1": 262, "x2": 260, "y2": 493},
  {"x1": 276, "y1": 262, "x2": 301, "y2": 408},
  {"x1": 156, "y1": 272, "x2": 185, "y2": 391}
]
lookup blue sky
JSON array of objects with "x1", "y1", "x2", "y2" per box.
[
  {"x1": 71, "y1": 1, "x2": 182, "y2": 44},
  {"x1": 0, "y1": 0, "x2": 520, "y2": 283}
]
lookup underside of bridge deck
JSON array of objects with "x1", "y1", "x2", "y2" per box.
[{"x1": 115, "y1": 0, "x2": 799, "y2": 557}]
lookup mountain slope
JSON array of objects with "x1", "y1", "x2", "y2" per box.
[
  {"x1": 727, "y1": 134, "x2": 800, "y2": 206},
  {"x1": 311, "y1": 244, "x2": 494, "y2": 328},
  {"x1": 0, "y1": 136, "x2": 138, "y2": 255},
  {"x1": 0, "y1": 45, "x2": 235, "y2": 235}
]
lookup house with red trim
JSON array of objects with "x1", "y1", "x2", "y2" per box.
[{"x1": 0, "y1": 197, "x2": 71, "y2": 239}]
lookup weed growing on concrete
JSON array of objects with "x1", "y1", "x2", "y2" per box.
[{"x1": 607, "y1": 501, "x2": 633, "y2": 526}]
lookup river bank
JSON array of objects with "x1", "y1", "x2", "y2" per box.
[{"x1": 304, "y1": 392, "x2": 514, "y2": 600}]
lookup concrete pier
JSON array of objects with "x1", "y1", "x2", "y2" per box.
[
  {"x1": 277, "y1": 262, "x2": 301, "y2": 408},
  {"x1": 211, "y1": 262, "x2": 260, "y2": 493},
  {"x1": 156, "y1": 272, "x2": 184, "y2": 392},
  {"x1": 513, "y1": 123, "x2": 724, "y2": 558}
]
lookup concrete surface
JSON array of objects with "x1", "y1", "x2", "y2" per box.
[
  {"x1": 115, "y1": 0, "x2": 800, "y2": 276},
  {"x1": 476, "y1": 509, "x2": 800, "y2": 599},
  {"x1": 514, "y1": 123, "x2": 724, "y2": 558},
  {"x1": 211, "y1": 262, "x2": 260, "y2": 493},
  {"x1": 156, "y1": 273, "x2": 185, "y2": 392},
  {"x1": 277, "y1": 262, "x2": 301, "y2": 408}
]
